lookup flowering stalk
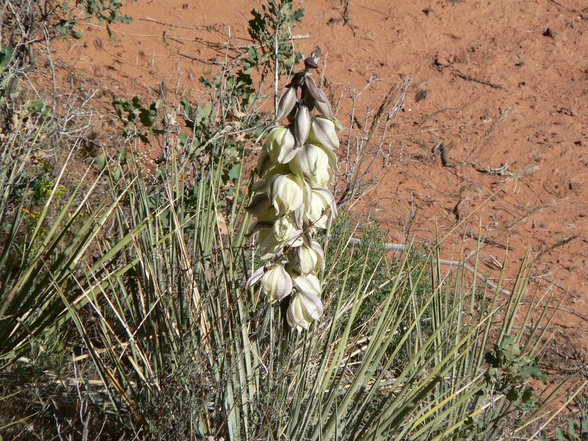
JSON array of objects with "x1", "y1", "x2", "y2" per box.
[{"x1": 246, "y1": 47, "x2": 340, "y2": 331}]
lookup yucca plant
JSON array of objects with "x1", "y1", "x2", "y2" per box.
[
  {"x1": 1, "y1": 106, "x2": 581, "y2": 440},
  {"x1": 2, "y1": 3, "x2": 585, "y2": 438},
  {"x1": 0, "y1": 108, "x2": 131, "y2": 364},
  {"x1": 52, "y1": 118, "x2": 579, "y2": 440}
]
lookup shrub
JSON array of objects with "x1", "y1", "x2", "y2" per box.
[{"x1": 0, "y1": 2, "x2": 584, "y2": 440}]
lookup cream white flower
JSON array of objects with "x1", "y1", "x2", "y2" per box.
[
  {"x1": 293, "y1": 273, "x2": 322, "y2": 297},
  {"x1": 247, "y1": 58, "x2": 341, "y2": 331},
  {"x1": 264, "y1": 126, "x2": 298, "y2": 164},
  {"x1": 286, "y1": 290, "x2": 324, "y2": 331},
  {"x1": 261, "y1": 264, "x2": 293, "y2": 301},
  {"x1": 256, "y1": 150, "x2": 271, "y2": 177},
  {"x1": 273, "y1": 215, "x2": 303, "y2": 248},
  {"x1": 305, "y1": 187, "x2": 337, "y2": 229},
  {"x1": 308, "y1": 116, "x2": 339, "y2": 150},
  {"x1": 269, "y1": 173, "x2": 306, "y2": 215},
  {"x1": 251, "y1": 222, "x2": 284, "y2": 260},
  {"x1": 252, "y1": 163, "x2": 290, "y2": 193},
  {"x1": 289, "y1": 143, "x2": 333, "y2": 187},
  {"x1": 246, "y1": 193, "x2": 277, "y2": 221},
  {"x1": 289, "y1": 240, "x2": 325, "y2": 274}
]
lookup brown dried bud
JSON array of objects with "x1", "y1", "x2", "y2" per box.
[
  {"x1": 314, "y1": 88, "x2": 335, "y2": 120},
  {"x1": 301, "y1": 91, "x2": 316, "y2": 113},
  {"x1": 304, "y1": 46, "x2": 322, "y2": 69},
  {"x1": 289, "y1": 72, "x2": 306, "y2": 87},
  {"x1": 304, "y1": 75, "x2": 326, "y2": 103}
]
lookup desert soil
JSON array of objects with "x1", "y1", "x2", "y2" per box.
[{"x1": 51, "y1": 0, "x2": 587, "y2": 373}]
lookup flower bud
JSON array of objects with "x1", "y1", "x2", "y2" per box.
[
  {"x1": 304, "y1": 46, "x2": 322, "y2": 70},
  {"x1": 294, "y1": 104, "x2": 311, "y2": 147},
  {"x1": 245, "y1": 265, "x2": 265, "y2": 289},
  {"x1": 301, "y1": 91, "x2": 316, "y2": 113},
  {"x1": 264, "y1": 126, "x2": 298, "y2": 164},
  {"x1": 289, "y1": 143, "x2": 333, "y2": 187},
  {"x1": 308, "y1": 116, "x2": 340, "y2": 150},
  {"x1": 270, "y1": 174, "x2": 306, "y2": 215},
  {"x1": 261, "y1": 264, "x2": 293, "y2": 301},
  {"x1": 304, "y1": 75, "x2": 324, "y2": 103},
  {"x1": 314, "y1": 88, "x2": 336, "y2": 121},
  {"x1": 276, "y1": 87, "x2": 298, "y2": 122}
]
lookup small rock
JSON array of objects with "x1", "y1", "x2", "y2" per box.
[
  {"x1": 558, "y1": 106, "x2": 575, "y2": 116},
  {"x1": 569, "y1": 181, "x2": 582, "y2": 191},
  {"x1": 415, "y1": 89, "x2": 428, "y2": 102}
]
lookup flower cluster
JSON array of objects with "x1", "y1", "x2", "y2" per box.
[{"x1": 246, "y1": 47, "x2": 340, "y2": 331}]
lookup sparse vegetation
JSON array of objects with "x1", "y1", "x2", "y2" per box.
[{"x1": 0, "y1": 1, "x2": 585, "y2": 440}]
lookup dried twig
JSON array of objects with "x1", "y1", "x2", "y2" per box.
[
  {"x1": 522, "y1": 302, "x2": 588, "y2": 323},
  {"x1": 354, "y1": 4, "x2": 394, "y2": 18},
  {"x1": 367, "y1": 76, "x2": 411, "y2": 146},
  {"x1": 466, "y1": 231, "x2": 511, "y2": 250},
  {"x1": 413, "y1": 107, "x2": 462, "y2": 135},
  {"x1": 507, "y1": 197, "x2": 567, "y2": 231},
  {"x1": 467, "y1": 107, "x2": 510, "y2": 160},
  {"x1": 432, "y1": 142, "x2": 455, "y2": 167},
  {"x1": 475, "y1": 163, "x2": 512, "y2": 176},
  {"x1": 336, "y1": 74, "x2": 381, "y2": 206},
  {"x1": 347, "y1": 237, "x2": 408, "y2": 251},
  {"x1": 338, "y1": 75, "x2": 412, "y2": 205},
  {"x1": 176, "y1": 52, "x2": 225, "y2": 65},
  {"x1": 347, "y1": 238, "x2": 512, "y2": 295},
  {"x1": 536, "y1": 235, "x2": 579, "y2": 260},
  {"x1": 455, "y1": 71, "x2": 504, "y2": 89},
  {"x1": 141, "y1": 17, "x2": 215, "y2": 30}
]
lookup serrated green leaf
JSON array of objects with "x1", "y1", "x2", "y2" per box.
[
  {"x1": 227, "y1": 163, "x2": 242, "y2": 181},
  {"x1": 196, "y1": 102, "x2": 212, "y2": 123},
  {"x1": 519, "y1": 363, "x2": 544, "y2": 380}
]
